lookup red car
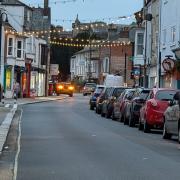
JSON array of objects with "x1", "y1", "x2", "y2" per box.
[{"x1": 139, "y1": 88, "x2": 177, "y2": 133}]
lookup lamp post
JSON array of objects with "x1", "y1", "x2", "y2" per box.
[{"x1": 0, "y1": 11, "x2": 8, "y2": 101}]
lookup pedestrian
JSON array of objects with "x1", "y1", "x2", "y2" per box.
[
  {"x1": 13, "y1": 81, "x2": 20, "y2": 100},
  {"x1": 173, "y1": 91, "x2": 180, "y2": 107}
]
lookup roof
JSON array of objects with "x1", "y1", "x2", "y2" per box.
[{"x1": 1, "y1": 0, "x2": 33, "y2": 10}]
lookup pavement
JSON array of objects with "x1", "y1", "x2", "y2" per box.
[{"x1": 0, "y1": 95, "x2": 67, "y2": 155}]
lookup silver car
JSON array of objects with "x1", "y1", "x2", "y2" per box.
[{"x1": 163, "y1": 100, "x2": 180, "y2": 143}]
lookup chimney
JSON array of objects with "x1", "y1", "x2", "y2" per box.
[{"x1": 44, "y1": 0, "x2": 49, "y2": 8}]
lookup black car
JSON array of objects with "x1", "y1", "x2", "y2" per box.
[
  {"x1": 126, "y1": 88, "x2": 151, "y2": 127},
  {"x1": 89, "y1": 85, "x2": 105, "y2": 110},
  {"x1": 101, "y1": 87, "x2": 127, "y2": 118},
  {"x1": 96, "y1": 87, "x2": 112, "y2": 114}
]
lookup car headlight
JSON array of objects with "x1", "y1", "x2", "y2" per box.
[
  {"x1": 68, "y1": 86, "x2": 74, "y2": 90},
  {"x1": 58, "y1": 85, "x2": 63, "y2": 89}
]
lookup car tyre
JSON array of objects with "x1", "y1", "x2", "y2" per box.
[
  {"x1": 144, "y1": 120, "x2": 150, "y2": 133},
  {"x1": 178, "y1": 126, "x2": 180, "y2": 144},
  {"x1": 162, "y1": 121, "x2": 172, "y2": 139},
  {"x1": 129, "y1": 112, "x2": 135, "y2": 127},
  {"x1": 138, "y1": 117, "x2": 143, "y2": 131},
  {"x1": 101, "y1": 111, "x2": 105, "y2": 117},
  {"x1": 124, "y1": 115, "x2": 128, "y2": 125},
  {"x1": 112, "y1": 111, "x2": 116, "y2": 121},
  {"x1": 69, "y1": 94, "x2": 73, "y2": 97},
  {"x1": 90, "y1": 105, "x2": 94, "y2": 110}
]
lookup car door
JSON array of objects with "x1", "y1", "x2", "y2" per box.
[{"x1": 165, "y1": 102, "x2": 179, "y2": 135}]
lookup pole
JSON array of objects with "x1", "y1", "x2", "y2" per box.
[
  {"x1": 158, "y1": 51, "x2": 161, "y2": 88},
  {"x1": 0, "y1": 13, "x2": 2, "y2": 102},
  {"x1": 144, "y1": 20, "x2": 148, "y2": 88},
  {"x1": 124, "y1": 52, "x2": 127, "y2": 85}
]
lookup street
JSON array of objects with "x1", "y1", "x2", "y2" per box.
[{"x1": 15, "y1": 94, "x2": 180, "y2": 180}]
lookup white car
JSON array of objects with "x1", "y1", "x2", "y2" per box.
[{"x1": 163, "y1": 100, "x2": 180, "y2": 143}]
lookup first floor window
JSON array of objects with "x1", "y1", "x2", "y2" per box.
[
  {"x1": 137, "y1": 33, "x2": 144, "y2": 55},
  {"x1": 8, "y1": 37, "x2": 13, "y2": 56},
  {"x1": 17, "y1": 40, "x2": 23, "y2": 59}
]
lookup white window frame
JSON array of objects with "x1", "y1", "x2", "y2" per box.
[
  {"x1": 162, "y1": 29, "x2": 166, "y2": 44},
  {"x1": 7, "y1": 36, "x2": 14, "y2": 57},
  {"x1": 136, "y1": 32, "x2": 144, "y2": 56},
  {"x1": 16, "y1": 39, "x2": 23, "y2": 60}
]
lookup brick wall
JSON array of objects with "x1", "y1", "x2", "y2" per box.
[{"x1": 100, "y1": 44, "x2": 134, "y2": 86}]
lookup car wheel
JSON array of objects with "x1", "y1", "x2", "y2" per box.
[
  {"x1": 105, "y1": 111, "x2": 111, "y2": 119},
  {"x1": 83, "y1": 93, "x2": 87, "y2": 96},
  {"x1": 144, "y1": 120, "x2": 150, "y2": 133},
  {"x1": 162, "y1": 121, "x2": 172, "y2": 139},
  {"x1": 178, "y1": 126, "x2": 180, "y2": 144},
  {"x1": 129, "y1": 112, "x2": 134, "y2": 127},
  {"x1": 138, "y1": 117, "x2": 143, "y2": 131},
  {"x1": 124, "y1": 115, "x2": 128, "y2": 125},
  {"x1": 90, "y1": 105, "x2": 94, "y2": 110},
  {"x1": 101, "y1": 111, "x2": 105, "y2": 117},
  {"x1": 112, "y1": 111, "x2": 116, "y2": 121},
  {"x1": 69, "y1": 94, "x2": 73, "y2": 97}
]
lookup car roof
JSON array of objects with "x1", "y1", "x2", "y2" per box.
[{"x1": 153, "y1": 88, "x2": 177, "y2": 94}]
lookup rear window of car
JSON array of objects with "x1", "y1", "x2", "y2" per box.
[
  {"x1": 139, "y1": 90, "x2": 151, "y2": 100},
  {"x1": 112, "y1": 88, "x2": 126, "y2": 97},
  {"x1": 94, "y1": 87, "x2": 104, "y2": 94},
  {"x1": 85, "y1": 83, "x2": 96, "y2": 87},
  {"x1": 156, "y1": 90, "x2": 176, "y2": 101}
]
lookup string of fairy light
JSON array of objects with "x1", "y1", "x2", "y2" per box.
[
  {"x1": 27, "y1": 0, "x2": 85, "y2": 6},
  {"x1": 5, "y1": 29, "x2": 132, "y2": 47},
  {"x1": 49, "y1": 41, "x2": 131, "y2": 47}
]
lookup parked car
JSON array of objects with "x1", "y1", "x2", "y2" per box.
[
  {"x1": 163, "y1": 91, "x2": 180, "y2": 143},
  {"x1": 112, "y1": 89, "x2": 135, "y2": 121},
  {"x1": 101, "y1": 87, "x2": 127, "y2": 118},
  {"x1": 125, "y1": 88, "x2": 151, "y2": 127},
  {"x1": 82, "y1": 83, "x2": 96, "y2": 96},
  {"x1": 54, "y1": 82, "x2": 74, "y2": 97},
  {"x1": 89, "y1": 85, "x2": 105, "y2": 110},
  {"x1": 96, "y1": 87, "x2": 112, "y2": 114},
  {"x1": 139, "y1": 88, "x2": 177, "y2": 133}
]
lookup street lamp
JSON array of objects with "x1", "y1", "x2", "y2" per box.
[{"x1": 0, "y1": 11, "x2": 8, "y2": 101}]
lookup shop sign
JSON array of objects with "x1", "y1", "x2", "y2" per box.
[
  {"x1": 50, "y1": 64, "x2": 59, "y2": 75},
  {"x1": 162, "y1": 58, "x2": 175, "y2": 72}
]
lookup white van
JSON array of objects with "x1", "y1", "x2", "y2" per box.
[{"x1": 104, "y1": 75, "x2": 124, "y2": 87}]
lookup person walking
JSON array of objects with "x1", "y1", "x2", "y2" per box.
[{"x1": 13, "y1": 81, "x2": 20, "y2": 100}]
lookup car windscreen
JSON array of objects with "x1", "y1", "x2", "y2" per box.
[
  {"x1": 139, "y1": 90, "x2": 150, "y2": 100},
  {"x1": 156, "y1": 90, "x2": 176, "y2": 101},
  {"x1": 94, "y1": 87, "x2": 104, "y2": 94},
  {"x1": 85, "y1": 83, "x2": 96, "y2": 87},
  {"x1": 112, "y1": 88, "x2": 125, "y2": 97}
]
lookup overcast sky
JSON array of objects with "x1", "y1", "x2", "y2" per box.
[{"x1": 22, "y1": 0, "x2": 143, "y2": 29}]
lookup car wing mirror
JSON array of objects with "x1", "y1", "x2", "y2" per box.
[{"x1": 169, "y1": 100, "x2": 176, "y2": 106}]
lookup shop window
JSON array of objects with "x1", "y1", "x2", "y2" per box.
[
  {"x1": 8, "y1": 37, "x2": 14, "y2": 56},
  {"x1": 6, "y1": 69, "x2": 12, "y2": 90},
  {"x1": 17, "y1": 40, "x2": 23, "y2": 59}
]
